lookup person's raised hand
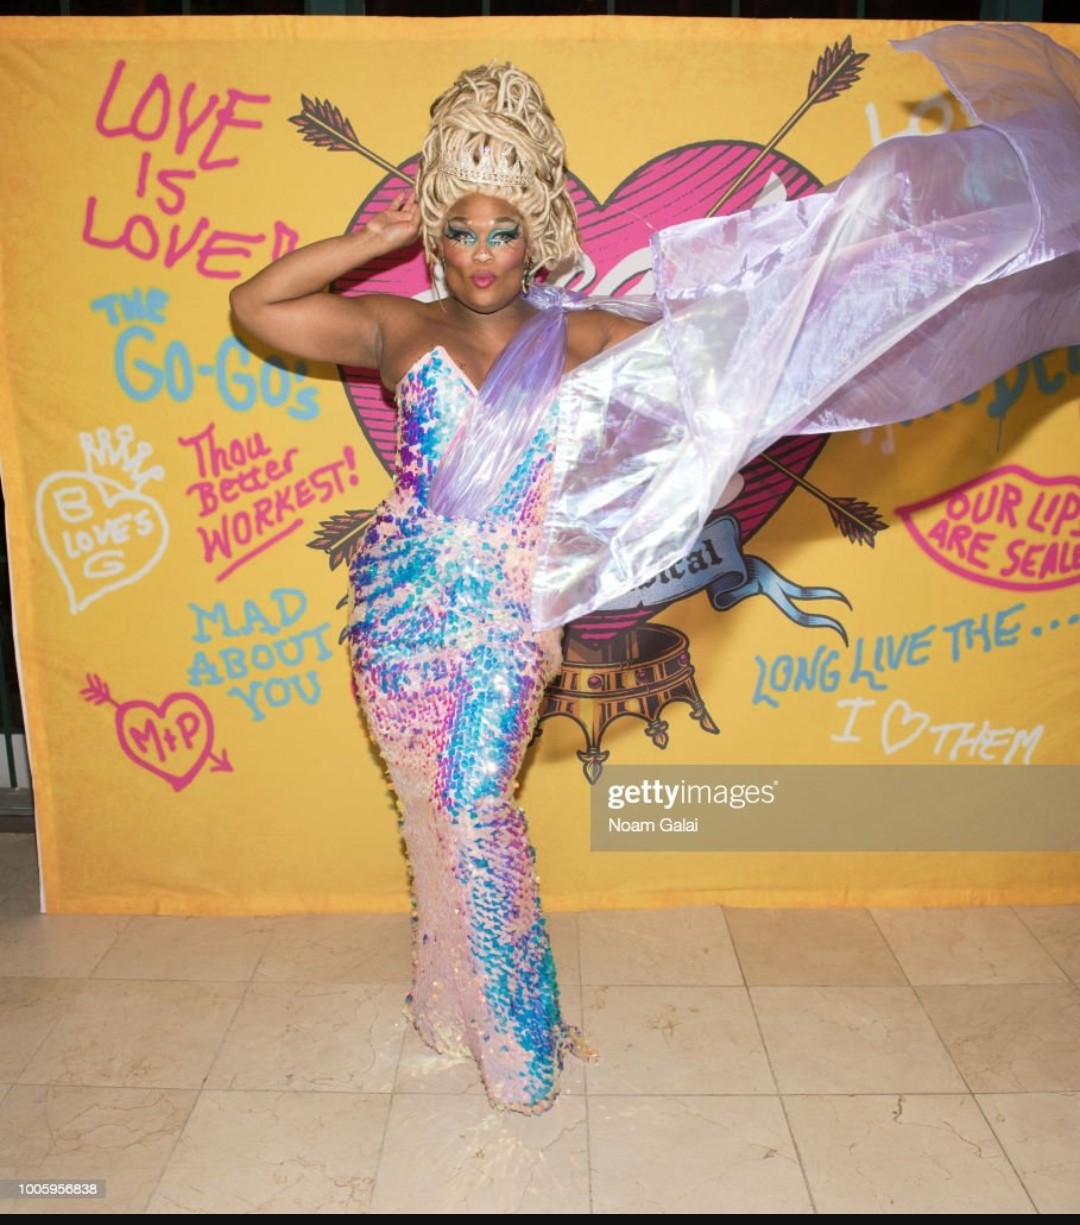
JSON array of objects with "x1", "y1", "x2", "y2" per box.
[{"x1": 364, "y1": 190, "x2": 422, "y2": 254}]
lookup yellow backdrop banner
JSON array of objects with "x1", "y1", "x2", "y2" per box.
[{"x1": 1, "y1": 16, "x2": 1077, "y2": 913}]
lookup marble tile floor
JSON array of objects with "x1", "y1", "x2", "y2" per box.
[{"x1": 1, "y1": 832, "x2": 1078, "y2": 1215}]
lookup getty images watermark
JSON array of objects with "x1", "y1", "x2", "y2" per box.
[
  {"x1": 590, "y1": 765, "x2": 1079, "y2": 851},
  {"x1": 607, "y1": 777, "x2": 778, "y2": 832}
]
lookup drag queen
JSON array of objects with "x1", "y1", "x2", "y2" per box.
[
  {"x1": 232, "y1": 23, "x2": 1080, "y2": 1113},
  {"x1": 233, "y1": 63, "x2": 650, "y2": 1113}
]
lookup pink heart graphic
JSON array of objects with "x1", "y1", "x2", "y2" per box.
[
  {"x1": 337, "y1": 145, "x2": 828, "y2": 630},
  {"x1": 115, "y1": 693, "x2": 214, "y2": 791}
]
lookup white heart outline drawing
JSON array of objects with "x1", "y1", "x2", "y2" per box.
[
  {"x1": 35, "y1": 471, "x2": 169, "y2": 614},
  {"x1": 880, "y1": 698, "x2": 931, "y2": 756}
]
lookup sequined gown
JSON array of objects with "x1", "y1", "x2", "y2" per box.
[{"x1": 347, "y1": 345, "x2": 570, "y2": 1113}]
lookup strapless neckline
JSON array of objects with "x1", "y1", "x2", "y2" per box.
[{"x1": 396, "y1": 345, "x2": 479, "y2": 396}]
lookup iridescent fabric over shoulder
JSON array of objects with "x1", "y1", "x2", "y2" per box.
[
  {"x1": 347, "y1": 346, "x2": 576, "y2": 1114},
  {"x1": 533, "y1": 23, "x2": 1080, "y2": 627}
]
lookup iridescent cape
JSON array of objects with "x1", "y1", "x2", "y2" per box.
[
  {"x1": 527, "y1": 23, "x2": 1080, "y2": 627},
  {"x1": 426, "y1": 24, "x2": 1080, "y2": 629}
]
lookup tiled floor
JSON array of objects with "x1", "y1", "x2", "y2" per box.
[{"x1": 1, "y1": 831, "x2": 1078, "y2": 1214}]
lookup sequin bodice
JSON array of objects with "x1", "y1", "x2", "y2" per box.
[
  {"x1": 390, "y1": 346, "x2": 554, "y2": 519},
  {"x1": 348, "y1": 346, "x2": 560, "y2": 670}
]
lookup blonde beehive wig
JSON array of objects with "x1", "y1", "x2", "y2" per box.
[{"x1": 416, "y1": 63, "x2": 583, "y2": 276}]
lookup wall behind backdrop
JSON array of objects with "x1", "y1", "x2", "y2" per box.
[{"x1": 0, "y1": 15, "x2": 1077, "y2": 913}]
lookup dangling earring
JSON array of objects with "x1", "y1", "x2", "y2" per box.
[
  {"x1": 432, "y1": 256, "x2": 447, "y2": 302},
  {"x1": 522, "y1": 258, "x2": 535, "y2": 296}
]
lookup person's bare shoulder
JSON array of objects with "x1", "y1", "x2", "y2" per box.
[
  {"x1": 374, "y1": 296, "x2": 463, "y2": 388},
  {"x1": 366, "y1": 291, "x2": 431, "y2": 338},
  {"x1": 566, "y1": 307, "x2": 651, "y2": 370}
]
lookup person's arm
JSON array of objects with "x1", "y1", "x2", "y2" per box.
[
  {"x1": 566, "y1": 305, "x2": 652, "y2": 372},
  {"x1": 229, "y1": 191, "x2": 421, "y2": 369},
  {"x1": 600, "y1": 310, "x2": 652, "y2": 351}
]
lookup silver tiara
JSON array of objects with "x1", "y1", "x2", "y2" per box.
[{"x1": 434, "y1": 145, "x2": 532, "y2": 189}]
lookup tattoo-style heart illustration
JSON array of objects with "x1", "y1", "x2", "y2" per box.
[{"x1": 337, "y1": 144, "x2": 828, "y2": 631}]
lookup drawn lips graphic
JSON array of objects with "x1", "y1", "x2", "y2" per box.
[
  {"x1": 897, "y1": 465, "x2": 1080, "y2": 592},
  {"x1": 337, "y1": 144, "x2": 829, "y2": 630}
]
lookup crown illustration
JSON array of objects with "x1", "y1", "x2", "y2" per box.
[
  {"x1": 435, "y1": 145, "x2": 532, "y2": 188},
  {"x1": 79, "y1": 425, "x2": 164, "y2": 493}
]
